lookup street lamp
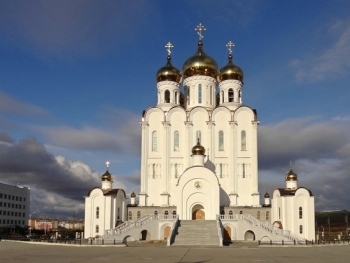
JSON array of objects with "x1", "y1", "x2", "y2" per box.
[{"x1": 29, "y1": 211, "x2": 36, "y2": 236}]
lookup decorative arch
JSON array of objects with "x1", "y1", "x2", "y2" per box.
[
  {"x1": 244, "y1": 230, "x2": 255, "y2": 241},
  {"x1": 140, "y1": 230, "x2": 151, "y2": 241}
]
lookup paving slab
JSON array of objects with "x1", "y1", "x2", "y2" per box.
[{"x1": 0, "y1": 240, "x2": 349, "y2": 263}]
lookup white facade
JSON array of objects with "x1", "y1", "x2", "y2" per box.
[
  {"x1": 84, "y1": 169, "x2": 127, "y2": 238},
  {"x1": 0, "y1": 183, "x2": 30, "y2": 228}
]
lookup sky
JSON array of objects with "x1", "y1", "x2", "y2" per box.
[{"x1": 0, "y1": 0, "x2": 350, "y2": 219}]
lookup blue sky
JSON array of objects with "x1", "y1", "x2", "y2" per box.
[{"x1": 0, "y1": 0, "x2": 350, "y2": 219}]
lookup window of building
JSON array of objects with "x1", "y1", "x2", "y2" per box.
[
  {"x1": 174, "y1": 164, "x2": 178, "y2": 178},
  {"x1": 220, "y1": 210, "x2": 225, "y2": 215},
  {"x1": 152, "y1": 131, "x2": 157, "y2": 152},
  {"x1": 7, "y1": 211, "x2": 10, "y2": 215},
  {"x1": 174, "y1": 131, "x2": 179, "y2": 151},
  {"x1": 187, "y1": 86, "x2": 190, "y2": 105},
  {"x1": 221, "y1": 90, "x2": 224, "y2": 103},
  {"x1": 152, "y1": 164, "x2": 156, "y2": 179},
  {"x1": 196, "y1": 131, "x2": 201, "y2": 144},
  {"x1": 23, "y1": 213, "x2": 25, "y2": 217},
  {"x1": 19, "y1": 205, "x2": 21, "y2": 209},
  {"x1": 12, "y1": 204, "x2": 14, "y2": 208},
  {"x1": 0, "y1": 202, "x2": 2, "y2": 207},
  {"x1": 164, "y1": 211, "x2": 169, "y2": 218},
  {"x1": 198, "y1": 84, "x2": 202, "y2": 103},
  {"x1": 278, "y1": 208, "x2": 281, "y2": 220},
  {"x1": 4, "y1": 194, "x2": 7, "y2": 199},
  {"x1": 164, "y1": 90, "x2": 170, "y2": 103},
  {"x1": 299, "y1": 225, "x2": 303, "y2": 234},
  {"x1": 242, "y1": 163, "x2": 246, "y2": 178},
  {"x1": 137, "y1": 211, "x2": 141, "y2": 219},
  {"x1": 15, "y1": 204, "x2": 18, "y2": 208},
  {"x1": 241, "y1": 130, "x2": 246, "y2": 151},
  {"x1": 11, "y1": 220, "x2": 13, "y2": 224},
  {"x1": 239, "y1": 90, "x2": 242, "y2": 102},
  {"x1": 0, "y1": 210, "x2": 2, "y2": 215},
  {"x1": 299, "y1": 207, "x2": 303, "y2": 219},
  {"x1": 172, "y1": 211, "x2": 176, "y2": 218},
  {"x1": 23, "y1": 205, "x2": 26, "y2": 209},
  {"x1": 11, "y1": 212, "x2": 13, "y2": 216},
  {"x1": 240, "y1": 211, "x2": 243, "y2": 214},
  {"x1": 96, "y1": 207, "x2": 99, "y2": 219},
  {"x1": 96, "y1": 225, "x2": 99, "y2": 233},
  {"x1": 229, "y1": 210, "x2": 233, "y2": 218},
  {"x1": 16, "y1": 196, "x2": 18, "y2": 201},
  {"x1": 19, "y1": 197, "x2": 22, "y2": 201},
  {"x1": 15, "y1": 212, "x2": 17, "y2": 216},
  {"x1": 0, "y1": 193, "x2": 2, "y2": 198},
  {"x1": 24, "y1": 198, "x2": 26, "y2": 202},
  {"x1": 210, "y1": 86, "x2": 213, "y2": 104},
  {"x1": 266, "y1": 211, "x2": 269, "y2": 220},
  {"x1": 12, "y1": 196, "x2": 14, "y2": 200},
  {"x1": 175, "y1": 91, "x2": 178, "y2": 104},
  {"x1": 154, "y1": 211, "x2": 158, "y2": 218},
  {"x1": 128, "y1": 211, "x2": 132, "y2": 220},
  {"x1": 257, "y1": 211, "x2": 260, "y2": 220},
  {"x1": 219, "y1": 131, "x2": 224, "y2": 151},
  {"x1": 228, "y1": 88, "x2": 234, "y2": 102}
]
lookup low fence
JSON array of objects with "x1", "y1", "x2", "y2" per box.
[
  {"x1": 259, "y1": 238, "x2": 350, "y2": 246},
  {"x1": 0, "y1": 236, "x2": 125, "y2": 246}
]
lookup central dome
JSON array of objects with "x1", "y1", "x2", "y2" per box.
[{"x1": 182, "y1": 40, "x2": 218, "y2": 79}]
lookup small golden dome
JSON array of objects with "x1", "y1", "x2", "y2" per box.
[
  {"x1": 264, "y1": 192, "x2": 270, "y2": 198},
  {"x1": 285, "y1": 168, "x2": 298, "y2": 181},
  {"x1": 156, "y1": 55, "x2": 181, "y2": 83},
  {"x1": 192, "y1": 140, "x2": 205, "y2": 155},
  {"x1": 101, "y1": 170, "x2": 112, "y2": 181},
  {"x1": 131, "y1": 191, "x2": 136, "y2": 198},
  {"x1": 219, "y1": 54, "x2": 243, "y2": 82},
  {"x1": 182, "y1": 40, "x2": 218, "y2": 79}
]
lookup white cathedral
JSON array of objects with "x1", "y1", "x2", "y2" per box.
[{"x1": 84, "y1": 24, "x2": 315, "y2": 245}]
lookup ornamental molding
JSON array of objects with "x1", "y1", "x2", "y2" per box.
[
  {"x1": 157, "y1": 81, "x2": 180, "y2": 88},
  {"x1": 183, "y1": 76, "x2": 217, "y2": 85},
  {"x1": 219, "y1": 79, "x2": 242, "y2": 86}
]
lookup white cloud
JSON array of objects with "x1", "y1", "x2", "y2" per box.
[{"x1": 291, "y1": 19, "x2": 350, "y2": 82}]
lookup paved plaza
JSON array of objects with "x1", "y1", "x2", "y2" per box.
[{"x1": 0, "y1": 241, "x2": 349, "y2": 263}]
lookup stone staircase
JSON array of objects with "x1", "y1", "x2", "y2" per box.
[{"x1": 172, "y1": 220, "x2": 220, "y2": 246}]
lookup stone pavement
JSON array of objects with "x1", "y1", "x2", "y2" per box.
[{"x1": 0, "y1": 240, "x2": 349, "y2": 263}]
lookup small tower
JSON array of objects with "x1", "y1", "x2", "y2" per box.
[
  {"x1": 285, "y1": 164, "x2": 298, "y2": 189},
  {"x1": 218, "y1": 41, "x2": 244, "y2": 110},
  {"x1": 101, "y1": 161, "x2": 113, "y2": 190},
  {"x1": 191, "y1": 139, "x2": 206, "y2": 166},
  {"x1": 156, "y1": 42, "x2": 182, "y2": 111},
  {"x1": 263, "y1": 192, "x2": 271, "y2": 207},
  {"x1": 130, "y1": 191, "x2": 137, "y2": 206}
]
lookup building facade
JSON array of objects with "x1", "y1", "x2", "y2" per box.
[{"x1": 0, "y1": 183, "x2": 30, "y2": 229}]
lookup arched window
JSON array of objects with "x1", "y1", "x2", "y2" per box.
[
  {"x1": 221, "y1": 90, "x2": 225, "y2": 103},
  {"x1": 152, "y1": 131, "x2": 157, "y2": 151},
  {"x1": 118, "y1": 207, "x2": 120, "y2": 219},
  {"x1": 154, "y1": 211, "x2": 158, "y2": 218},
  {"x1": 174, "y1": 164, "x2": 178, "y2": 178},
  {"x1": 240, "y1": 211, "x2": 243, "y2": 214},
  {"x1": 219, "y1": 131, "x2": 224, "y2": 151},
  {"x1": 174, "y1": 131, "x2": 179, "y2": 151},
  {"x1": 152, "y1": 164, "x2": 156, "y2": 179},
  {"x1": 299, "y1": 207, "x2": 303, "y2": 219},
  {"x1": 239, "y1": 90, "x2": 242, "y2": 102},
  {"x1": 219, "y1": 164, "x2": 223, "y2": 178},
  {"x1": 278, "y1": 208, "x2": 281, "y2": 220},
  {"x1": 198, "y1": 84, "x2": 202, "y2": 103},
  {"x1": 229, "y1": 210, "x2": 233, "y2": 219},
  {"x1": 210, "y1": 86, "x2": 213, "y2": 104},
  {"x1": 241, "y1": 130, "x2": 246, "y2": 151},
  {"x1": 228, "y1": 88, "x2": 234, "y2": 102},
  {"x1": 164, "y1": 211, "x2": 169, "y2": 219},
  {"x1": 266, "y1": 211, "x2": 270, "y2": 220},
  {"x1": 257, "y1": 211, "x2": 260, "y2": 220},
  {"x1": 175, "y1": 91, "x2": 178, "y2": 104},
  {"x1": 242, "y1": 163, "x2": 246, "y2": 178},
  {"x1": 172, "y1": 210, "x2": 176, "y2": 217},
  {"x1": 128, "y1": 211, "x2": 132, "y2": 220},
  {"x1": 187, "y1": 86, "x2": 190, "y2": 105},
  {"x1": 96, "y1": 207, "x2": 99, "y2": 219},
  {"x1": 196, "y1": 130, "x2": 201, "y2": 144},
  {"x1": 164, "y1": 90, "x2": 170, "y2": 103},
  {"x1": 137, "y1": 211, "x2": 141, "y2": 219},
  {"x1": 220, "y1": 210, "x2": 225, "y2": 215},
  {"x1": 96, "y1": 225, "x2": 99, "y2": 233},
  {"x1": 299, "y1": 225, "x2": 303, "y2": 234}
]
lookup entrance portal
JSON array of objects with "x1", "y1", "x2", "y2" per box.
[{"x1": 191, "y1": 204, "x2": 205, "y2": 220}]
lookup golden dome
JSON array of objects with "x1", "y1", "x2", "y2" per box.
[
  {"x1": 131, "y1": 191, "x2": 136, "y2": 198},
  {"x1": 156, "y1": 55, "x2": 181, "y2": 83},
  {"x1": 182, "y1": 40, "x2": 219, "y2": 79},
  {"x1": 285, "y1": 168, "x2": 298, "y2": 181},
  {"x1": 264, "y1": 192, "x2": 270, "y2": 198},
  {"x1": 192, "y1": 140, "x2": 205, "y2": 155},
  {"x1": 101, "y1": 170, "x2": 112, "y2": 181},
  {"x1": 219, "y1": 54, "x2": 243, "y2": 82}
]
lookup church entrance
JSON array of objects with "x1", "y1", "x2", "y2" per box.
[{"x1": 191, "y1": 204, "x2": 205, "y2": 220}]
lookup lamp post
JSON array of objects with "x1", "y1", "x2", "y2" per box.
[{"x1": 29, "y1": 211, "x2": 36, "y2": 236}]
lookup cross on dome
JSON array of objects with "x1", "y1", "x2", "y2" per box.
[
  {"x1": 165, "y1": 42, "x2": 173, "y2": 56},
  {"x1": 106, "y1": 161, "x2": 110, "y2": 169},
  {"x1": 226, "y1": 41, "x2": 235, "y2": 55},
  {"x1": 195, "y1": 23, "x2": 206, "y2": 40}
]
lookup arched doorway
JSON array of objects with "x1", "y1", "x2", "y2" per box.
[
  {"x1": 164, "y1": 226, "x2": 171, "y2": 240},
  {"x1": 192, "y1": 204, "x2": 205, "y2": 220},
  {"x1": 224, "y1": 226, "x2": 231, "y2": 241},
  {"x1": 244, "y1": 230, "x2": 255, "y2": 241},
  {"x1": 140, "y1": 230, "x2": 151, "y2": 241}
]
